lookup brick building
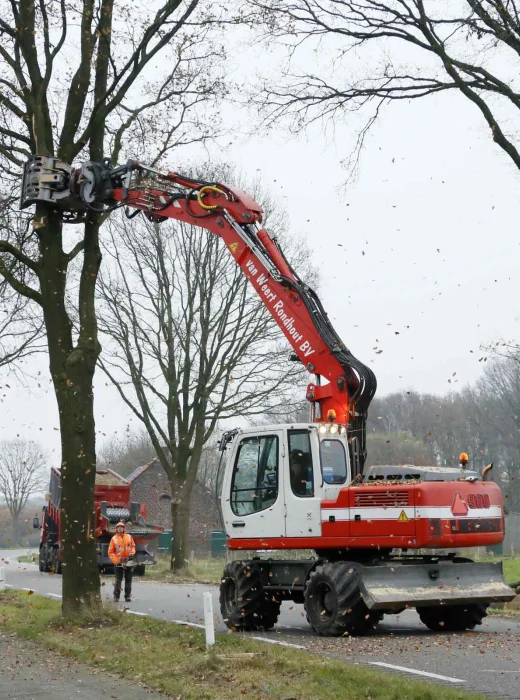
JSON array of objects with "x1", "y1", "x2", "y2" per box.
[{"x1": 126, "y1": 459, "x2": 221, "y2": 556}]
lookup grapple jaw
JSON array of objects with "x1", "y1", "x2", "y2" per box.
[{"x1": 20, "y1": 155, "x2": 120, "y2": 221}]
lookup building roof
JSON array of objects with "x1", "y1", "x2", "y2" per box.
[{"x1": 126, "y1": 459, "x2": 159, "y2": 483}]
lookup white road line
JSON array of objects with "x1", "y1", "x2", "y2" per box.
[
  {"x1": 252, "y1": 636, "x2": 306, "y2": 650},
  {"x1": 127, "y1": 610, "x2": 147, "y2": 616},
  {"x1": 3, "y1": 583, "x2": 12, "y2": 588},
  {"x1": 172, "y1": 619, "x2": 205, "y2": 629},
  {"x1": 370, "y1": 662, "x2": 466, "y2": 684},
  {"x1": 47, "y1": 593, "x2": 62, "y2": 599},
  {"x1": 20, "y1": 587, "x2": 33, "y2": 592}
]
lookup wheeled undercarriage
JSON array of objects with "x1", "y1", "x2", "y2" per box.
[{"x1": 220, "y1": 553, "x2": 511, "y2": 636}]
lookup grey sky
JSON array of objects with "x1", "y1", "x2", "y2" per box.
[{"x1": 1, "y1": 48, "x2": 519, "y2": 459}]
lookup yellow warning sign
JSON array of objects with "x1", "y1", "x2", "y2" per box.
[
  {"x1": 398, "y1": 510, "x2": 409, "y2": 522},
  {"x1": 229, "y1": 242, "x2": 239, "y2": 254}
]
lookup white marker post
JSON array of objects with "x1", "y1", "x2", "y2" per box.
[
  {"x1": 203, "y1": 591, "x2": 215, "y2": 648},
  {"x1": 0, "y1": 568, "x2": 5, "y2": 591}
]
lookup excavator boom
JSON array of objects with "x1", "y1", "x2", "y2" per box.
[{"x1": 21, "y1": 155, "x2": 376, "y2": 473}]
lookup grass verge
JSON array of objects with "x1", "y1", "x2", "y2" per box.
[
  {"x1": 0, "y1": 589, "x2": 487, "y2": 700},
  {"x1": 139, "y1": 555, "x2": 225, "y2": 584},
  {"x1": 501, "y1": 558, "x2": 520, "y2": 584},
  {"x1": 17, "y1": 554, "x2": 36, "y2": 563}
]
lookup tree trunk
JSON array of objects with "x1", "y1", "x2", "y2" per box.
[
  {"x1": 56, "y1": 368, "x2": 101, "y2": 614},
  {"x1": 168, "y1": 449, "x2": 200, "y2": 572},
  {"x1": 38, "y1": 207, "x2": 101, "y2": 615},
  {"x1": 171, "y1": 497, "x2": 191, "y2": 572}
]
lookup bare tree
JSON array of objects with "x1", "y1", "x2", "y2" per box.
[
  {"x1": 0, "y1": 440, "x2": 48, "y2": 538},
  {"x1": 97, "y1": 172, "x2": 313, "y2": 570},
  {"x1": 0, "y1": 195, "x2": 44, "y2": 371},
  {"x1": 365, "y1": 430, "x2": 436, "y2": 467},
  {"x1": 0, "y1": 0, "x2": 227, "y2": 614},
  {"x1": 248, "y1": 1, "x2": 520, "y2": 174},
  {"x1": 97, "y1": 429, "x2": 156, "y2": 479}
]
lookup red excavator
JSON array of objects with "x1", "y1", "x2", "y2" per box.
[{"x1": 21, "y1": 155, "x2": 514, "y2": 636}]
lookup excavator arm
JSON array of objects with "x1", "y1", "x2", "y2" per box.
[{"x1": 20, "y1": 155, "x2": 376, "y2": 473}]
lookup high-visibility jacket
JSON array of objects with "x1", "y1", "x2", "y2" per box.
[{"x1": 108, "y1": 532, "x2": 136, "y2": 565}]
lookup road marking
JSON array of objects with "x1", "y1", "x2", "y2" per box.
[
  {"x1": 252, "y1": 636, "x2": 306, "y2": 650},
  {"x1": 3, "y1": 583, "x2": 12, "y2": 588},
  {"x1": 127, "y1": 610, "x2": 147, "y2": 616},
  {"x1": 47, "y1": 593, "x2": 62, "y2": 599},
  {"x1": 172, "y1": 619, "x2": 205, "y2": 629},
  {"x1": 370, "y1": 662, "x2": 466, "y2": 684}
]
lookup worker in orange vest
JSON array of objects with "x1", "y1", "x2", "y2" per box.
[{"x1": 108, "y1": 521, "x2": 136, "y2": 602}]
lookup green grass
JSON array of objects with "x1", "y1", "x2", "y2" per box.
[
  {"x1": 473, "y1": 555, "x2": 520, "y2": 584},
  {"x1": 141, "y1": 554, "x2": 225, "y2": 584},
  {"x1": 0, "y1": 590, "x2": 488, "y2": 700},
  {"x1": 17, "y1": 554, "x2": 37, "y2": 563},
  {"x1": 501, "y1": 558, "x2": 520, "y2": 584}
]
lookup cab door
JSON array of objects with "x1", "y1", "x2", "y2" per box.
[
  {"x1": 284, "y1": 428, "x2": 322, "y2": 538},
  {"x1": 222, "y1": 431, "x2": 286, "y2": 539}
]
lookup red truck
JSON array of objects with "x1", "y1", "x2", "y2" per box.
[{"x1": 34, "y1": 467, "x2": 162, "y2": 575}]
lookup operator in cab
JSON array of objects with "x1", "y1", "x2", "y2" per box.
[
  {"x1": 108, "y1": 521, "x2": 136, "y2": 603},
  {"x1": 290, "y1": 449, "x2": 312, "y2": 496}
]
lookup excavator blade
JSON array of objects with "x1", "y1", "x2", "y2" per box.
[{"x1": 360, "y1": 561, "x2": 515, "y2": 610}]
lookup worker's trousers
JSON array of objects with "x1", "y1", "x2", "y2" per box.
[{"x1": 114, "y1": 565, "x2": 133, "y2": 600}]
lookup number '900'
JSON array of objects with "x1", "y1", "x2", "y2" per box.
[{"x1": 467, "y1": 493, "x2": 490, "y2": 509}]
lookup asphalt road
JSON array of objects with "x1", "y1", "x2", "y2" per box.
[{"x1": 2, "y1": 550, "x2": 520, "y2": 699}]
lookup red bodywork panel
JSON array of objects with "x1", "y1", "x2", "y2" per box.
[{"x1": 227, "y1": 480, "x2": 504, "y2": 551}]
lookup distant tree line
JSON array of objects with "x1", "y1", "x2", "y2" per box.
[{"x1": 367, "y1": 354, "x2": 520, "y2": 512}]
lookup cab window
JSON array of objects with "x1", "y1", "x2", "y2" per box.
[
  {"x1": 288, "y1": 430, "x2": 314, "y2": 497},
  {"x1": 320, "y1": 439, "x2": 348, "y2": 485},
  {"x1": 231, "y1": 435, "x2": 278, "y2": 516}
]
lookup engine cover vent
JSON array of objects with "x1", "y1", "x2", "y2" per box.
[{"x1": 354, "y1": 491, "x2": 410, "y2": 507}]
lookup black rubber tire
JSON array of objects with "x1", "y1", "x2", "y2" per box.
[
  {"x1": 304, "y1": 561, "x2": 381, "y2": 637},
  {"x1": 418, "y1": 603, "x2": 489, "y2": 632},
  {"x1": 50, "y1": 549, "x2": 62, "y2": 574},
  {"x1": 38, "y1": 548, "x2": 46, "y2": 572},
  {"x1": 220, "y1": 560, "x2": 281, "y2": 632}
]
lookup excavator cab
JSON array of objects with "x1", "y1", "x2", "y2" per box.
[{"x1": 219, "y1": 424, "x2": 351, "y2": 544}]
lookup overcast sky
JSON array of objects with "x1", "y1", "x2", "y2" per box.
[{"x1": 1, "y1": 32, "x2": 519, "y2": 463}]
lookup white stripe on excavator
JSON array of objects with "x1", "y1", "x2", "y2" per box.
[
  {"x1": 322, "y1": 508, "x2": 414, "y2": 521},
  {"x1": 416, "y1": 506, "x2": 502, "y2": 518},
  {"x1": 370, "y1": 662, "x2": 465, "y2": 683},
  {"x1": 322, "y1": 506, "x2": 502, "y2": 521}
]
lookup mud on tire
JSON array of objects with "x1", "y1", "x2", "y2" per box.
[
  {"x1": 220, "y1": 560, "x2": 281, "y2": 632},
  {"x1": 418, "y1": 603, "x2": 488, "y2": 632},
  {"x1": 304, "y1": 561, "x2": 382, "y2": 637}
]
